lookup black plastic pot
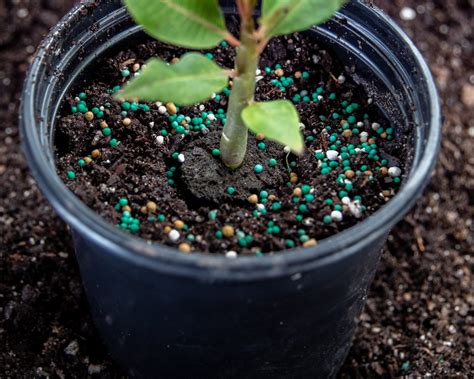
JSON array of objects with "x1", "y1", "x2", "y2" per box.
[{"x1": 20, "y1": 1, "x2": 440, "y2": 377}]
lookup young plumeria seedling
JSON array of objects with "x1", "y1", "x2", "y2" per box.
[{"x1": 119, "y1": 0, "x2": 346, "y2": 169}]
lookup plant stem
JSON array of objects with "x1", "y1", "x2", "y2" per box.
[{"x1": 220, "y1": 1, "x2": 259, "y2": 169}]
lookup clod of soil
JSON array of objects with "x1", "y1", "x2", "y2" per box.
[{"x1": 180, "y1": 131, "x2": 287, "y2": 204}]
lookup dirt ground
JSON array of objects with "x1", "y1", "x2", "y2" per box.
[{"x1": 0, "y1": 0, "x2": 472, "y2": 377}]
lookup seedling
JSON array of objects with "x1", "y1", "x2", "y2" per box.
[{"x1": 120, "y1": 0, "x2": 346, "y2": 168}]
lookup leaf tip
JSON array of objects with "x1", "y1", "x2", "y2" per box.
[
  {"x1": 289, "y1": 136, "x2": 305, "y2": 156},
  {"x1": 293, "y1": 144, "x2": 305, "y2": 156}
]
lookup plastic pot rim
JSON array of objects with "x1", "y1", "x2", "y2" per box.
[{"x1": 20, "y1": 1, "x2": 441, "y2": 280}]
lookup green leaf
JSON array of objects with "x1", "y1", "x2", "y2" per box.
[
  {"x1": 261, "y1": 0, "x2": 346, "y2": 38},
  {"x1": 242, "y1": 100, "x2": 304, "y2": 154},
  {"x1": 119, "y1": 53, "x2": 229, "y2": 105},
  {"x1": 124, "y1": 0, "x2": 227, "y2": 49}
]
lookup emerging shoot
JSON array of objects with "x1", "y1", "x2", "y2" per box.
[{"x1": 119, "y1": 0, "x2": 346, "y2": 169}]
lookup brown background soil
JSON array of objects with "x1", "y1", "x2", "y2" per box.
[{"x1": 0, "y1": 0, "x2": 472, "y2": 377}]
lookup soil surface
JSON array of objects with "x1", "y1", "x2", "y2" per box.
[
  {"x1": 0, "y1": 0, "x2": 472, "y2": 377},
  {"x1": 55, "y1": 26, "x2": 407, "y2": 255}
]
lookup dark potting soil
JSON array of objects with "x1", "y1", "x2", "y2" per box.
[
  {"x1": 55, "y1": 28, "x2": 408, "y2": 255},
  {"x1": 1, "y1": 0, "x2": 472, "y2": 378}
]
